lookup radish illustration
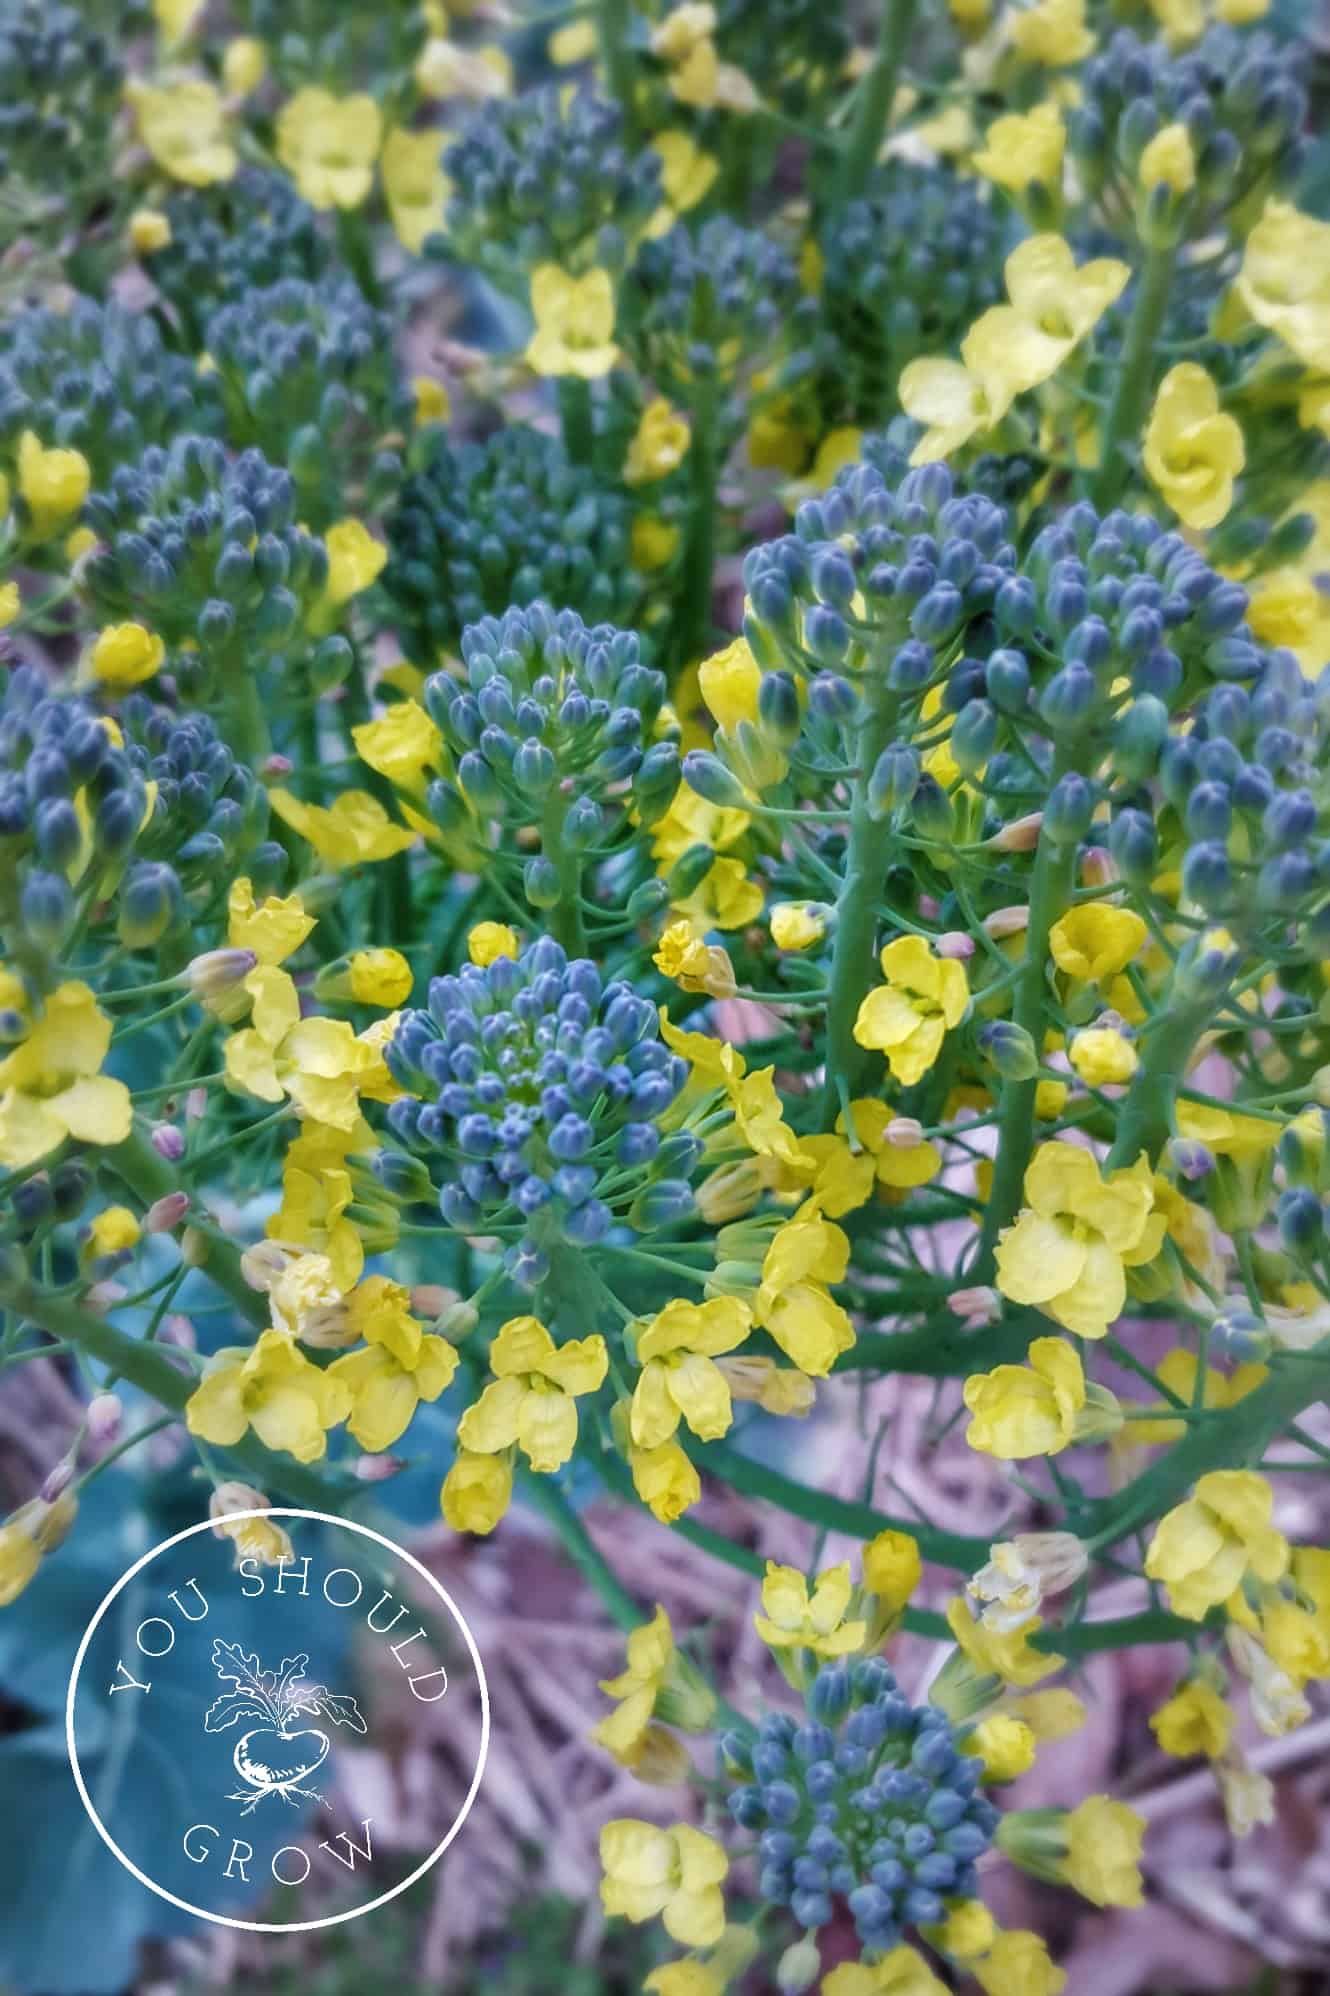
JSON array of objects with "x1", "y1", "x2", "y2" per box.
[{"x1": 204, "y1": 1640, "x2": 366, "y2": 1816}]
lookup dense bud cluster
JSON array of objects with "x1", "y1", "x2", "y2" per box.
[
  {"x1": 80, "y1": 435, "x2": 328, "y2": 675},
  {"x1": 0, "y1": 2, "x2": 130, "y2": 225},
  {"x1": 0, "y1": 298, "x2": 223, "y2": 488},
  {"x1": 443, "y1": 88, "x2": 661, "y2": 279},
  {"x1": 423, "y1": 602, "x2": 677, "y2": 831},
  {"x1": 716, "y1": 0, "x2": 850, "y2": 109},
  {"x1": 385, "y1": 937, "x2": 692, "y2": 1271},
  {"x1": 119, "y1": 695, "x2": 268, "y2": 893},
  {"x1": 625, "y1": 218, "x2": 803, "y2": 383},
  {"x1": 145, "y1": 172, "x2": 336, "y2": 337},
  {"x1": 726, "y1": 1659, "x2": 997, "y2": 1949},
  {"x1": 384, "y1": 428, "x2": 637, "y2": 658}
]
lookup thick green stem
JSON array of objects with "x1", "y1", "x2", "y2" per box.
[
  {"x1": 1103, "y1": 992, "x2": 1216, "y2": 1171},
  {"x1": 540, "y1": 791, "x2": 589, "y2": 955},
  {"x1": 594, "y1": 0, "x2": 637, "y2": 135},
  {"x1": 836, "y1": 0, "x2": 920, "y2": 202},
  {"x1": 834, "y1": 1308, "x2": 1041, "y2": 1378},
  {"x1": 108, "y1": 1125, "x2": 266, "y2": 1328},
  {"x1": 228, "y1": 673, "x2": 270, "y2": 766},
  {"x1": 558, "y1": 375, "x2": 594, "y2": 466},
  {"x1": 817, "y1": 683, "x2": 900, "y2": 1126},
  {"x1": 674, "y1": 377, "x2": 719, "y2": 670},
  {"x1": 971, "y1": 758, "x2": 1085, "y2": 1281},
  {"x1": 1090, "y1": 242, "x2": 1177, "y2": 512}
]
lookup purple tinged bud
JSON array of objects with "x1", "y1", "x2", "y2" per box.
[{"x1": 151, "y1": 1123, "x2": 185, "y2": 1162}]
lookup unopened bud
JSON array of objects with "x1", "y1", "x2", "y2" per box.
[
  {"x1": 984, "y1": 904, "x2": 1029, "y2": 940},
  {"x1": 86, "y1": 1392, "x2": 123, "y2": 1446},
  {"x1": 180, "y1": 1226, "x2": 209, "y2": 1268},
  {"x1": 186, "y1": 947, "x2": 258, "y2": 1014},
  {"x1": 935, "y1": 930, "x2": 975, "y2": 960},
  {"x1": 968, "y1": 1533, "x2": 1088, "y2": 1632},
  {"x1": 436, "y1": 1298, "x2": 480, "y2": 1340},
  {"x1": 354, "y1": 1453, "x2": 405, "y2": 1481},
  {"x1": 948, "y1": 1285, "x2": 1001, "y2": 1326},
  {"x1": 696, "y1": 1157, "x2": 768, "y2": 1224},
  {"x1": 151, "y1": 1122, "x2": 185, "y2": 1161},
  {"x1": 978, "y1": 1020, "x2": 1040, "y2": 1081},
  {"x1": 1080, "y1": 846, "x2": 1116, "y2": 888},
  {"x1": 145, "y1": 1191, "x2": 189, "y2": 1234},
  {"x1": 185, "y1": 1087, "x2": 208, "y2": 1121},
  {"x1": 988, "y1": 812, "x2": 1043, "y2": 853},
  {"x1": 263, "y1": 754, "x2": 295, "y2": 779},
  {"x1": 885, "y1": 1117, "x2": 925, "y2": 1148},
  {"x1": 411, "y1": 1284, "x2": 458, "y2": 1319},
  {"x1": 161, "y1": 1313, "x2": 196, "y2": 1350},
  {"x1": 777, "y1": 1936, "x2": 822, "y2": 1994},
  {"x1": 40, "y1": 1459, "x2": 75, "y2": 1504}
]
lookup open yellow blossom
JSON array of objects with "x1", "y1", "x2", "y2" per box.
[
  {"x1": 600, "y1": 1820, "x2": 727, "y2": 1948},
  {"x1": 1, "y1": 1499, "x2": 76, "y2": 1608},
  {"x1": 209, "y1": 1483, "x2": 293, "y2": 1568},
  {"x1": 672, "y1": 856, "x2": 763, "y2": 932},
  {"x1": 224, "y1": 967, "x2": 393, "y2": 1129},
  {"x1": 1129, "y1": 1345, "x2": 1267, "y2": 1445},
  {"x1": 1145, "y1": 1470, "x2": 1289, "y2": 1620},
  {"x1": 651, "y1": 3, "x2": 716, "y2": 62},
  {"x1": 837, "y1": 1098, "x2": 943, "y2": 1193},
  {"x1": 945, "y1": 1597, "x2": 1063, "y2": 1686},
  {"x1": 0, "y1": 982, "x2": 133, "y2": 1169},
  {"x1": 631, "y1": 1296, "x2": 751, "y2": 1449},
  {"x1": 754, "y1": 1560, "x2": 866, "y2": 1657},
  {"x1": 416, "y1": 37, "x2": 510, "y2": 101},
  {"x1": 1139, "y1": 122, "x2": 1197, "y2": 195},
  {"x1": 526, "y1": 265, "x2": 618, "y2": 379},
  {"x1": 85, "y1": 1206, "x2": 140, "y2": 1259},
  {"x1": 968, "y1": 1713, "x2": 1037, "y2": 1780},
  {"x1": 647, "y1": 130, "x2": 719, "y2": 234},
  {"x1": 626, "y1": 399, "x2": 691, "y2": 483},
  {"x1": 755, "y1": 1200, "x2": 855, "y2": 1374},
  {"x1": 227, "y1": 877, "x2": 314, "y2": 968},
  {"x1": 996, "y1": 1144, "x2": 1165, "y2": 1339},
  {"x1": 1174, "y1": 1100, "x2": 1281, "y2": 1161},
  {"x1": 132, "y1": 80, "x2": 236, "y2": 185},
  {"x1": 630, "y1": 1437, "x2": 701, "y2": 1522},
  {"x1": 594, "y1": 1606, "x2": 673, "y2": 1765},
  {"x1": 926, "y1": 1901, "x2": 996, "y2": 1963},
  {"x1": 186, "y1": 1329, "x2": 351, "y2": 1463},
  {"x1": 632, "y1": 514, "x2": 681, "y2": 569},
  {"x1": 269, "y1": 788, "x2": 417, "y2": 869},
  {"x1": 1144, "y1": 364, "x2": 1244, "y2": 531},
  {"x1": 276, "y1": 88, "x2": 382, "y2": 209},
  {"x1": 973, "y1": 1933, "x2": 1065, "y2": 1996},
  {"x1": 965, "y1": 236, "x2": 1130, "y2": 422},
  {"x1": 1050, "y1": 901, "x2": 1147, "y2": 981},
  {"x1": 266, "y1": 1118, "x2": 367, "y2": 1290},
  {"x1": 441, "y1": 1449, "x2": 513, "y2": 1534},
  {"x1": 329, "y1": 1280, "x2": 458, "y2": 1451},
  {"x1": 1069, "y1": 1026, "x2": 1138, "y2": 1087},
  {"x1": 353, "y1": 698, "x2": 444, "y2": 791},
  {"x1": 654, "y1": 920, "x2": 736, "y2": 998},
  {"x1": 458, "y1": 1316, "x2": 607, "y2": 1473},
  {"x1": 899, "y1": 356, "x2": 994, "y2": 463},
  {"x1": 823, "y1": 1949, "x2": 949, "y2": 1996},
  {"x1": 16, "y1": 431, "x2": 90, "y2": 538},
  {"x1": 1057, "y1": 1797, "x2": 1146, "y2": 1907},
  {"x1": 1008, "y1": 0, "x2": 1094, "y2": 64},
  {"x1": 381, "y1": 127, "x2": 450, "y2": 254},
  {"x1": 1234, "y1": 199, "x2": 1330, "y2": 375},
  {"x1": 771, "y1": 902, "x2": 826, "y2": 951},
  {"x1": 89, "y1": 623, "x2": 164, "y2": 688},
  {"x1": 963, "y1": 1336, "x2": 1089, "y2": 1459},
  {"x1": 973, "y1": 104, "x2": 1065, "y2": 193},
  {"x1": 698, "y1": 634, "x2": 761, "y2": 731},
  {"x1": 222, "y1": 35, "x2": 267, "y2": 94},
  {"x1": 854, "y1": 935, "x2": 969, "y2": 1086},
  {"x1": 1151, "y1": 1679, "x2": 1234, "y2": 1759},
  {"x1": 323, "y1": 518, "x2": 387, "y2": 607}
]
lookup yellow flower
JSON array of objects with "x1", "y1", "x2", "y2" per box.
[
  {"x1": 631, "y1": 1296, "x2": 751, "y2": 1449},
  {"x1": 209, "y1": 1482, "x2": 293, "y2": 1567},
  {"x1": 854, "y1": 934, "x2": 969, "y2": 1086},
  {"x1": 323, "y1": 518, "x2": 387, "y2": 607},
  {"x1": 269, "y1": 788, "x2": 417, "y2": 868},
  {"x1": 441, "y1": 1449, "x2": 513, "y2": 1533},
  {"x1": 413, "y1": 374, "x2": 450, "y2": 425},
  {"x1": 771, "y1": 902, "x2": 826, "y2": 951},
  {"x1": 973, "y1": 1933, "x2": 1066, "y2": 1996},
  {"x1": 626, "y1": 398, "x2": 690, "y2": 483},
  {"x1": 329, "y1": 1281, "x2": 458, "y2": 1451},
  {"x1": 0, "y1": 581, "x2": 19, "y2": 628},
  {"x1": 88, "y1": 623, "x2": 164, "y2": 688},
  {"x1": 1050, "y1": 901, "x2": 1147, "y2": 981},
  {"x1": 1128, "y1": 1344, "x2": 1267, "y2": 1444},
  {"x1": 969, "y1": 1713, "x2": 1037, "y2": 1780},
  {"x1": 1174, "y1": 1100, "x2": 1281, "y2": 1161},
  {"x1": 1234, "y1": 199, "x2": 1330, "y2": 375},
  {"x1": 267, "y1": 1117, "x2": 367, "y2": 1289},
  {"x1": 650, "y1": 3, "x2": 716, "y2": 63},
  {"x1": 995, "y1": 1143, "x2": 1164, "y2": 1339},
  {"x1": 1144, "y1": 364, "x2": 1244, "y2": 531},
  {"x1": 222, "y1": 35, "x2": 267, "y2": 94},
  {"x1": 862, "y1": 1529, "x2": 922, "y2": 1614},
  {"x1": 654, "y1": 920, "x2": 736, "y2": 997},
  {"x1": 600, "y1": 1820, "x2": 727, "y2": 1947},
  {"x1": 754, "y1": 1559, "x2": 866, "y2": 1656},
  {"x1": 223, "y1": 967, "x2": 390, "y2": 1129},
  {"x1": 276, "y1": 88, "x2": 382, "y2": 209},
  {"x1": 594, "y1": 1606, "x2": 675, "y2": 1765},
  {"x1": 342, "y1": 949, "x2": 412, "y2": 1006},
  {"x1": 0, "y1": 982, "x2": 133, "y2": 1169},
  {"x1": 1058, "y1": 1797, "x2": 1146, "y2": 1907},
  {"x1": 85, "y1": 1206, "x2": 140, "y2": 1259},
  {"x1": 822, "y1": 1950, "x2": 949, "y2": 1996},
  {"x1": 1008, "y1": 0, "x2": 1094, "y2": 64},
  {"x1": 899, "y1": 357, "x2": 993, "y2": 463},
  {"x1": 227, "y1": 877, "x2": 314, "y2": 968},
  {"x1": 652, "y1": 130, "x2": 719, "y2": 221},
  {"x1": 550, "y1": 19, "x2": 598, "y2": 62},
  {"x1": 154, "y1": 0, "x2": 204, "y2": 42},
  {"x1": 186, "y1": 1329, "x2": 351, "y2": 1463},
  {"x1": 381, "y1": 127, "x2": 450, "y2": 254},
  {"x1": 352, "y1": 698, "x2": 444, "y2": 791},
  {"x1": 1150, "y1": 1679, "x2": 1234, "y2": 1759},
  {"x1": 946, "y1": 1597, "x2": 1063, "y2": 1686},
  {"x1": 16, "y1": 431, "x2": 90, "y2": 539},
  {"x1": 526, "y1": 265, "x2": 618, "y2": 379},
  {"x1": 129, "y1": 207, "x2": 172, "y2": 254},
  {"x1": 673, "y1": 856, "x2": 763, "y2": 932},
  {"x1": 0, "y1": 1507, "x2": 47, "y2": 1606},
  {"x1": 965, "y1": 236, "x2": 1129, "y2": 421},
  {"x1": 1139, "y1": 122, "x2": 1197, "y2": 195},
  {"x1": 963, "y1": 1336, "x2": 1088, "y2": 1459},
  {"x1": 755, "y1": 1200, "x2": 855, "y2": 1374},
  {"x1": 973, "y1": 104, "x2": 1065, "y2": 193},
  {"x1": 132, "y1": 80, "x2": 236, "y2": 185},
  {"x1": 698, "y1": 634, "x2": 761, "y2": 730},
  {"x1": 644, "y1": 1963, "x2": 722, "y2": 1996},
  {"x1": 632, "y1": 514, "x2": 680, "y2": 569},
  {"x1": 1145, "y1": 1470, "x2": 1290, "y2": 1620},
  {"x1": 458, "y1": 1315, "x2": 607, "y2": 1472},
  {"x1": 1069, "y1": 1026, "x2": 1138, "y2": 1086},
  {"x1": 415, "y1": 38, "x2": 511, "y2": 102},
  {"x1": 630, "y1": 1438, "x2": 701, "y2": 1522}
]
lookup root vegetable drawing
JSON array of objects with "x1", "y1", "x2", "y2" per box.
[{"x1": 204, "y1": 1640, "x2": 366, "y2": 1816}]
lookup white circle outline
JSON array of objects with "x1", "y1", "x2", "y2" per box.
[{"x1": 65, "y1": 1507, "x2": 490, "y2": 1934}]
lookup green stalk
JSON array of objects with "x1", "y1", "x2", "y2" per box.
[
  {"x1": 817, "y1": 681, "x2": 900, "y2": 1126},
  {"x1": 558, "y1": 375, "x2": 595, "y2": 466},
  {"x1": 1103, "y1": 991, "x2": 1216, "y2": 1172},
  {"x1": 835, "y1": 0, "x2": 920, "y2": 203},
  {"x1": 673, "y1": 376, "x2": 719, "y2": 671},
  {"x1": 227, "y1": 673, "x2": 270, "y2": 766},
  {"x1": 517, "y1": 1469, "x2": 640, "y2": 1631},
  {"x1": 594, "y1": 0, "x2": 637, "y2": 134},
  {"x1": 1089, "y1": 242, "x2": 1177, "y2": 513},
  {"x1": 540, "y1": 791, "x2": 589, "y2": 955}
]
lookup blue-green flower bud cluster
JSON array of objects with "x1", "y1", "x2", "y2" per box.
[
  {"x1": 725, "y1": 1658, "x2": 998, "y2": 1951},
  {"x1": 204, "y1": 275, "x2": 408, "y2": 519},
  {"x1": 625, "y1": 218, "x2": 803, "y2": 384},
  {"x1": 231, "y1": 0, "x2": 428, "y2": 87},
  {"x1": 815, "y1": 165, "x2": 1006, "y2": 424},
  {"x1": 384, "y1": 427, "x2": 637, "y2": 658},
  {"x1": 384, "y1": 936, "x2": 694, "y2": 1279},
  {"x1": 1070, "y1": 28, "x2": 1305, "y2": 237},
  {"x1": 443, "y1": 87, "x2": 661, "y2": 280},
  {"x1": 423, "y1": 602, "x2": 678, "y2": 834},
  {"x1": 118, "y1": 694, "x2": 269, "y2": 905},
  {"x1": 0, "y1": 3, "x2": 130, "y2": 230},
  {"x1": 714, "y1": 0, "x2": 849, "y2": 112},
  {"x1": 0, "y1": 298, "x2": 224, "y2": 489},
  {"x1": 80, "y1": 435, "x2": 329, "y2": 677},
  {"x1": 144, "y1": 172, "x2": 336, "y2": 339}
]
